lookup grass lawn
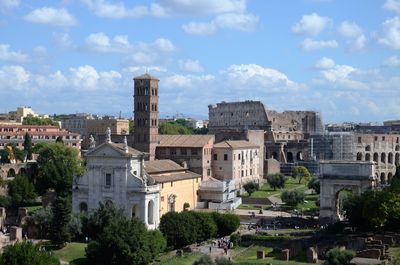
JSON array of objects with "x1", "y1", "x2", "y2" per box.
[
  {"x1": 232, "y1": 246, "x2": 312, "y2": 265},
  {"x1": 54, "y1": 242, "x2": 87, "y2": 265},
  {"x1": 390, "y1": 247, "x2": 400, "y2": 263},
  {"x1": 295, "y1": 193, "x2": 319, "y2": 215},
  {"x1": 156, "y1": 252, "x2": 203, "y2": 265},
  {"x1": 25, "y1": 205, "x2": 43, "y2": 213},
  {"x1": 242, "y1": 178, "x2": 309, "y2": 199}
]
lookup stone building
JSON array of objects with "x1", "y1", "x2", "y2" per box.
[
  {"x1": 72, "y1": 134, "x2": 160, "y2": 229},
  {"x1": 144, "y1": 159, "x2": 201, "y2": 216},
  {"x1": 0, "y1": 124, "x2": 81, "y2": 151},
  {"x1": 354, "y1": 133, "x2": 400, "y2": 183},
  {"x1": 212, "y1": 140, "x2": 260, "y2": 192},
  {"x1": 155, "y1": 134, "x2": 214, "y2": 179},
  {"x1": 133, "y1": 73, "x2": 159, "y2": 160}
]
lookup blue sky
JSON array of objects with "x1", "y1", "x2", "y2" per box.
[{"x1": 0, "y1": 0, "x2": 399, "y2": 123}]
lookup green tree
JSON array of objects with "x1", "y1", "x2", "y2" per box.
[
  {"x1": 49, "y1": 197, "x2": 71, "y2": 246},
  {"x1": 215, "y1": 256, "x2": 233, "y2": 265},
  {"x1": 193, "y1": 255, "x2": 214, "y2": 265},
  {"x1": 86, "y1": 217, "x2": 163, "y2": 265},
  {"x1": 211, "y1": 212, "x2": 240, "y2": 237},
  {"x1": 0, "y1": 241, "x2": 60, "y2": 265},
  {"x1": 147, "y1": 230, "x2": 167, "y2": 259},
  {"x1": 84, "y1": 202, "x2": 125, "y2": 240},
  {"x1": 35, "y1": 143, "x2": 84, "y2": 196},
  {"x1": 308, "y1": 177, "x2": 320, "y2": 194},
  {"x1": 266, "y1": 173, "x2": 286, "y2": 191},
  {"x1": 324, "y1": 247, "x2": 355, "y2": 265},
  {"x1": 292, "y1": 166, "x2": 311, "y2": 184},
  {"x1": 193, "y1": 212, "x2": 217, "y2": 242},
  {"x1": 281, "y1": 190, "x2": 305, "y2": 207},
  {"x1": 243, "y1": 181, "x2": 259, "y2": 196},
  {"x1": 8, "y1": 174, "x2": 37, "y2": 207},
  {"x1": 23, "y1": 133, "x2": 32, "y2": 161},
  {"x1": 22, "y1": 116, "x2": 58, "y2": 126},
  {"x1": 159, "y1": 121, "x2": 191, "y2": 135},
  {"x1": 31, "y1": 206, "x2": 52, "y2": 238}
]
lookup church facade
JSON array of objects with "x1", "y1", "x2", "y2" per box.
[{"x1": 72, "y1": 133, "x2": 161, "y2": 229}]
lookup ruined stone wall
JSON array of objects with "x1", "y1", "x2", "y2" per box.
[
  {"x1": 267, "y1": 110, "x2": 323, "y2": 133},
  {"x1": 354, "y1": 133, "x2": 400, "y2": 183}
]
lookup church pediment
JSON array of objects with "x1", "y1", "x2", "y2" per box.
[{"x1": 86, "y1": 143, "x2": 129, "y2": 158}]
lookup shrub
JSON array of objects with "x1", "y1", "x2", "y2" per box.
[
  {"x1": 281, "y1": 190, "x2": 305, "y2": 207},
  {"x1": 266, "y1": 173, "x2": 286, "y2": 191},
  {"x1": 292, "y1": 166, "x2": 311, "y2": 184},
  {"x1": 211, "y1": 212, "x2": 240, "y2": 237},
  {"x1": 243, "y1": 181, "x2": 259, "y2": 196},
  {"x1": 0, "y1": 241, "x2": 60, "y2": 265},
  {"x1": 193, "y1": 255, "x2": 214, "y2": 265},
  {"x1": 308, "y1": 177, "x2": 320, "y2": 194},
  {"x1": 324, "y1": 247, "x2": 355, "y2": 265}
]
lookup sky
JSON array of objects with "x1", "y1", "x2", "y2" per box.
[{"x1": 0, "y1": 0, "x2": 399, "y2": 123}]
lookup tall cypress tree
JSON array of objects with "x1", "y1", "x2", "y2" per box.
[
  {"x1": 23, "y1": 133, "x2": 32, "y2": 160},
  {"x1": 49, "y1": 197, "x2": 71, "y2": 247}
]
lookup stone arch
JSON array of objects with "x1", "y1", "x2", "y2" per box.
[
  {"x1": 373, "y1": 153, "x2": 379, "y2": 163},
  {"x1": 105, "y1": 200, "x2": 113, "y2": 207},
  {"x1": 287, "y1": 152, "x2": 294, "y2": 163},
  {"x1": 380, "y1": 172, "x2": 386, "y2": 184},
  {"x1": 365, "y1": 145, "x2": 371, "y2": 151},
  {"x1": 336, "y1": 188, "x2": 353, "y2": 221},
  {"x1": 365, "y1": 153, "x2": 371, "y2": 161},
  {"x1": 18, "y1": 168, "x2": 26, "y2": 175},
  {"x1": 147, "y1": 200, "x2": 154, "y2": 225},
  {"x1": 132, "y1": 204, "x2": 140, "y2": 219},
  {"x1": 388, "y1": 172, "x2": 393, "y2": 183},
  {"x1": 7, "y1": 168, "x2": 15, "y2": 178},
  {"x1": 272, "y1": 152, "x2": 279, "y2": 160},
  {"x1": 396, "y1": 153, "x2": 400, "y2": 166},
  {"x1": 381, "y1": 153, "x2": 386, "y2": 164},
  {"x1": 79, "y1": 202, "x2": 88, "y2": 213},
  {"x1": 356, "y1": 152, "x2": 363, "y2": 161},
  {"x1": 296, "y1": 151, "x2": 303, "y2": 161},
  {"x1": 396, "y1": 145, "x2": 400, "y2": 151},
  {"x1": 388, "y1": 153, "x2": 394, "y2": 164}
]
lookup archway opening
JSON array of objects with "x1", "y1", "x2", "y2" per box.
[
  {"x1": 79, "y1": 202, "x2": 88, "y2": 213},
  {"x1": 381, "y1": 153, "x2": 386, "y2": 164},
  {"x1": 388, "y1": 173, "x2": 393, "y2": 183},
  {"x1": 356, "y1": 152, "x2": 363, "y2": 161},
  {"x1": 365, "y1": 153, "x2": 371, "y2": 161},
  {"x1": 105, "y1": 200, "x2": 113, "y2": 207},
  {"x1": 365, "y1": 145, "x2": 371, "y2": 151},
  {"x1": 132, "y1": 204, "x2": 139, "y2": 219},
  {"x1": 18, "y1": 168, "x2": 26, "y2": 175},
  {"x1": 373, "y1": 153, "x2": 379, "y2": 163},
  {"x1": 336, "y1": 189, "x2": 352, "y2": 221},
  {"x1": 389, "y1": 153, "x2": 394, "y2": 164},
  {"x1": 380, "y1": 173, "x2": 386, "y2": 184},
  {"x1": 148, "y1": 200, "x2": 154, "y2": 225},
  {"x1": 296, "y1": 151, "x2": 303, "y2": 161},
  {"x1": 287, "y1": 152, "x2": 294, "y2": 163},
  {"x1": 396, "y1": 153, "x2": 400, "y2": 166},
  {"x1": 7, "y1": 168, "x2": 15, "y2": 178},
  {"x1": 272, "y1": 152, "x2": 278, "y2": 160}
]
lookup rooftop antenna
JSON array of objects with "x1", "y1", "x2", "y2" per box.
[
  {"x1": 118, "y1": 111, "x2": 122, "y2": 119},
  {"x1": 145, "y1": 67, "x2": 148, "y2": 74}
]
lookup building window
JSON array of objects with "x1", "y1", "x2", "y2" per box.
[
  {"x1": 224, "y1": 154, "x2": 228, "y2": 161},
  {"x1": 241, "y1": 170, "x2": 244, "y2": 177},
  {"x1": 374, "y1": 136, "x2": 378, "y2": 141},
  {"x1": 181, "y1": 148, "x2": 187, "y2": 155},
  {"x1": 79, "y1": 202, "x2": 88, "y2": 213},
  {"x1": 250, "y1": 169, "x2": 253, "y2": 175},
  {"x1": 171, "y1": 181, "x2": 173, "y2": 187},
  {"x1": 213, "y1": 154, "x2": 218, "y2": 160},
  {"x1": 207, "y1": 169, "x2": 210, "y2": 176},
  {"x1": 191, "y1": 149, "x2": 198, "y2": 155},
  {"x1": 382, "y1": 136, "x2": 385, "y2": 141},
  {"x1": 358, "y1": 137, "x2": 362, "y2": 143},
  {"x1": 238, "y1": 154, "x2": 241, "y2": 160},
  {"x1": 105, "y1": 173, "x2": 112, "y2": 187},
  {"x1": 170, "y1": 148, "x2": 176, "y2": 155}
]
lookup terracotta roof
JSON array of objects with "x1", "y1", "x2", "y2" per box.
[
  {"x1": 86, "y1": 142, "x2": 144, "y2": 157},
  {"x1": 213, "y1": 140, "x2": 259, "y2": 149},
  {"x1": 157, "y1": 134, "x2": 214, "y2": 148},
  {"x1": 151, "y1": 172, "x2": 200, "y2": 183},
  {"x1": 133, "y1": 73, "x2": 159, "y2": 81},
  {"x1": 144, "y1": 159, "x2": 183, "y2": 174}
]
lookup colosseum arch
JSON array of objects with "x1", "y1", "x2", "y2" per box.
[
  {"x1": 396, "y1": 153, "x2": 400, "y2": 166},
  {"x1": 356, "y1": 152, "x2": 363, "y2": 161},
  {"x1": 365, "y1": 145, "x2": 371, "y2": 151},
  {"x1": 296, "y1": 151, "x2": 303, "y2": 161},
  {"x1": 365, "y1": 153, "x2": 371, "y2": 161},
  {"x1": 388, "y1": 153, "x2": 394, "y2": 164},
  {"x1": 388, "y1": 172, "x2": 393, "y2": 183},
  {"x1": 373, "y1": 153, "x2": 379, "y2": 163},
  {"x1": 381, "y1": 153, "x2": 386, "y2": 164},
  {"x1": 380, "y1": 172, "x2": 386, "y2": 184},
  {"x1": 287, "y1": 152, "x2": 294, "y2": 163}
]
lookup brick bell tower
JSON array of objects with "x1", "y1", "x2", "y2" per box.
[{"x1": 133, "y1": 73, "x2": 159, "y2": 160}]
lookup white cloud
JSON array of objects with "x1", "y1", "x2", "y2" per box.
[
  {"x1": 292, "y1": 13, "x2": 331, "y2": 36},
  {"x1": 225, "y1": 64, "x2": 301, "y2": 91},
  {"x1": 383, "y1": 0, "x2": 400, "y2": 14},
  {"x1": 0, "y1": 44, "x2": 28, "y2": 63},
  {"x1": 0, "y1": 65, "x2": 30, "y2": 90},
  {"x1": 338, "y1": 21, "x2": 366, "y2": 51},
  {"x1": 69, "y1": 65, "x2": 122, "y2": 90},
  {"x1": 315, "y1": 57, "x2": 335, "y2": 69},
  {"x1": 24, "y1": 7, "x2": 77, "y2": 27},
  {"x1": 85, "y1": 32, "x2": 131, "y2": 53},
  {"x1": 179, "y1": 59, "x2": 204, "y2": 73},
  {"x1": 164, "y1": 74, "x2": 215, "y2": 88},
  {"x1": 383, "y1": 55, "x2": 400, "y2": 67},
  {"x1": 0, "y1": 0, "x2": 19, "y2": 9},
  {"x1": 182, "y1": 21, "x2": 217, "y2": 36},
  {"x1": 301, "y1": 38, "x2": 338, "y2": 51},
  {"x1": 338, "y1": 21, "x2": 362, "y2": 38},
  {"x1": 153, "y1": 38, "x2": 175, "y2": 52},
  {"x1": 182, "y1": 12, "x2": 259, "y2": 36},
  {"x1": 378, "y1": 16, "x2": 400, "y2": 49},
  {"x1": 82, "y1": 0, "x2": 246, "y2": 18},
  {"x1": 320, "y1": 65, "x2": 356, "y2": 82},
  {"x1": 53, "y1": 32, "x2": 74, "y2": 48}
]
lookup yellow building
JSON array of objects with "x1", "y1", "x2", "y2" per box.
[{"x1": 144, "y1": 160, "x2": 201, "y2": 217}]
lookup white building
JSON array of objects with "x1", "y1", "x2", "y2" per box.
[
  {"x1": 72, "y1": 134, "x2": 160, "y2": 229},
  {"x1": 212, "y1": 140, "x2": 261, "y2": 193}
]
